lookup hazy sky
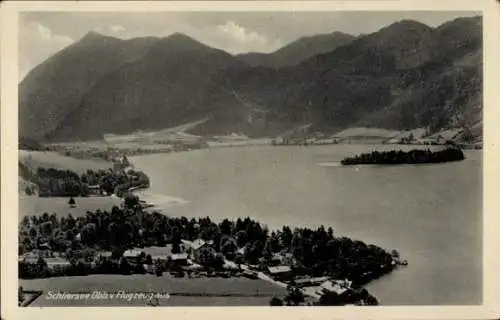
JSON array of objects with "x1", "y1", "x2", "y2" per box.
[{"x1": 19, "y1": 11, "x2": 479, "y2": 80}]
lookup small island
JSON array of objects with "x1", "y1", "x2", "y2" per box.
[{"x1": 341, "y1": 147, "x2": 465, "y2": 166}]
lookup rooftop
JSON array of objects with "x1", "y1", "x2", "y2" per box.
[
  {"x1": 190, "y1": 238, "x2": 213, "y2": 250},
  {"x1": 170, "y1": 253, "x2": 188, "y2": 260},
  {"x1": 294, "y1": 276, "x2": 330, "y2": 285},
  {"x1": 123, "y1": 249, "x2": 142, "y2": 257},
  {"x1": 267, "y1": 265, "x2": 291, "y2": 274},
  {"x1": 98, "y1": 251, "x2": 113, "y2": 258},
  {"x1": 320, "y1": 280, "x2": 349, "y2": 295},
  {"x1": 45, "y1": 258, "x2": 71, "y2": 266}
]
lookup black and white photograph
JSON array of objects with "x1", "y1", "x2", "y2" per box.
[{"x1": 2, "y1": 0, "x2": 499, "y2": 317}]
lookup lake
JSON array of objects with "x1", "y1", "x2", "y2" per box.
[{"x1": 131, "y1": 144, "x2": 482, "y2": 306}]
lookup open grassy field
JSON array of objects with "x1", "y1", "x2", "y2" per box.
[
  {"x1": 20, "y1": 275, "x2": 287, "y2": 306},
  {"x1": 19, "y1": 195, "x2": 122, "y2": 218},
  {"x1": 332, "y1": 127, "x2": 426, "y2": 140},
  {"x1": 19, "y1": 150, "x2": 111, "y2": 174}
]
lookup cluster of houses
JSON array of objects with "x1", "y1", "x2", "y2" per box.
[
  {"x1": 117, "y1": 238, "x2": 218, "y2": 273},
  {"x1": 19, "y1": 238, "x2": 221, "y2": 275},
  {"x1": 19, "y1": 237, "x2": 359, "y2": 304},
  {"x1": 272, "y1": 135, "x2": 339, "y2": 146},
  {"x1": 19, "y1": 250, "x2": 71, "y2": 271},
  {"x1": 298, "y1": 277, "x2": 354, "y2": 300}
]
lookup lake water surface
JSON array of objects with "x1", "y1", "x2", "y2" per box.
[{"x1": 132, "y1": 144, "x2": 482, "y2": 305}]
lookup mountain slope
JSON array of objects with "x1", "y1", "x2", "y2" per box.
[
  {"x1": 19, "y1": 32, "x2": 159, "y2": 140},
  {"x1": 46, "y1": 33, "x2": 257, "y2": 141},
  {"x1": 231, "y1": 17, "x2": 482, "y2": 135},
  {"x1": 236, "y1": 32, "x2": 355, "y2": 68}
]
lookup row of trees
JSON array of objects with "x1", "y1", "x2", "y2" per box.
[{"x1": 341, "y1": 147, "x2": 465, "y2": 165}]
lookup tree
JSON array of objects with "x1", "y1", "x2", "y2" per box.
[
  {"x1": 263, "y1": 239, "x2": 273, "y2": 261},
  {"x1": 317, "y1": 291, "x2": 342, "y2": 306},
  {"x1": 269, "y1": 296, "x2": 283, "y2": 306},
  {"x1": 219, "y1": 219, "x2": 232, "y2": 236},
  {"x1": 124, "y1": 194, "x2": 139, "y2": 209},
  {"x1": 119, "y1": 257, "x2": 131, "y2": 275},
  {"x1": 284, "y1": 287, "x2": 305, "y2": 306},
  {"x1": 155, "y1": 259, "x2": 163, "y2": 276},
  {"x1": 214, "y1": 253, "x2": 225, "y2": 271},
  {"x1": 221, "y1": 239, "x2": 238, "y2": 260},
  {"x1": 25, "y1": 186, "x2": 33, "y2": 196},
  {"x1": 235, "y1": 230, "x2": 248, "y2": 248},
  {"x1": 462, "y1": 126, "x2": 474, "y2": 143},
  {"x1": 327, "y1": 227, "x2": 334, "y2": 239},
  {"x1": 18, "y1": 286, "x2": 24, "y2": 305}
]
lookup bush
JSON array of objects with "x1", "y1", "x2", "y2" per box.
[{"x1": 269, "y1": 296, "x2": 283, "y2": 306}]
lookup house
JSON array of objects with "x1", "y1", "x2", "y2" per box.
[
  {"x1": 223, "y1": 260, "x2": 239, "y2": 270},
  {"x1": 186, "y1": 238, "x2": 214, "y2": 263},
  {"x1": 22, "y1": 249, "x2": 52, "y2": 260},
  {"x1": 151, "y1": 255, "x2": 169, "y2": 262},
  {"x1": 21, "y1": 256, "x2": 40, "y2": 265},
  {"x1": 87, "y1": 185, "x2": 102, "y2": 196},
  {"x1": 237, "y1": 247, "x2": 246, "y2": 256},
  {"x1": 143, "y1": 264, "x2": 154, "y2": 274},
  {"x1": 294, "y1": 276, "x2": 330, "y2": 288},
  {"x1": 267, "y1": 265, "x2": 292, "y2": 281},
  {"x1": 242, "y1": 269, "x2": 258, "y2": 279},
  {"x1": 99, "y1": 251, "x2": 113, "y2": 259},
  {"x1": 45, "y1": 257, "x2": 71, "y2": 270},
  {"x1": 38, "y1": 242, "x2": 51, "y2": 250},
  {"x1": 113, "y1": 155, "x2": 131, "y2": 172},
  {"x1": 169, "y1": 253, "x2": 189, "y2": 266},
  {"x1": 123, "y1": 249, "x2": 142, "y2": 265},
  {"x1": 320, "y1": 280, "x2": 352, "y2": 296}
]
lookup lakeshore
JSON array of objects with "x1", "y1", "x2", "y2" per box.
[
  {"x1": 18, "y1": 147, "x2": 406, "y2": 307},
  {"x1": 19, "y1": 196, "x2": 401, "y2": 306},
  {"x1": 18, "y1": 143, "x2": 482, "y2": 305},
  {"x1": 128, "y1": 145, "x2": 482, "y2": 305}
]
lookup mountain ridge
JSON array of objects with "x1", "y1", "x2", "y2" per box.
[
  {"x1": 236, "y1": 31, "x2": 356, "y2": 68},
  {"x1": 19, "y1": 16, "x2": 483, "y2": 142}
]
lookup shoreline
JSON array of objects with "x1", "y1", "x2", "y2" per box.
[
  {"x1": 40, "y1": 135, "x2": 482, "y2": 164},
  {"x1": 18, "y1": 143, "x2": 481, "y2": 306}
]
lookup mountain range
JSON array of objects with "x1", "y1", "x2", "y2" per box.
[{"x1": 19, "y1": 16, "x2": 483, "y2": 142}]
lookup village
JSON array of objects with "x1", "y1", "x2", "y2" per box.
[{"x1": 19, "y1": 230, "x2": 384, "y2": 306}]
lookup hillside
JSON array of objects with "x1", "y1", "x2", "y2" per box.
[
  {"x1": 45, "y1": 33, "x2": 269, "y2": 141},
  {"x1": 236, "y1": 32, "x2": 355, "y2": 68},
  {"x1": 19, "y1": 32, "x2": 159, "y2": 140},
  {"x1": 19, "y1": 16, "x2": 483, "y2": 142}
]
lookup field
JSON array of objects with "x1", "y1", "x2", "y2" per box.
[
  {"x1": 332, "y1": 127, "x2": 426, "y2": 140},
  {"x1": 19, "y1": 150, "x2": 111, "y2": 174},
  {"x1": 20, "y1": 195, "x2": 122, "y2": 218},
  {"x1": 20, "y1": 275, "x2": 287, "y2": 306}
]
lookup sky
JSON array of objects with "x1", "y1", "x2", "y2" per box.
[{"x1": 19, "y1": 11, "x2": 480, "y2": 80}]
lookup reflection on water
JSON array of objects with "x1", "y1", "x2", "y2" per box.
[{"x1": 132, "y1": 145, "x2": 482, "y2": 305}]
